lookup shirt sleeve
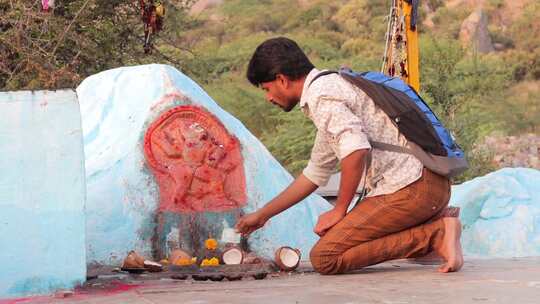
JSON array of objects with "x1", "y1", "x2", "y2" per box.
[
  {"x1": 310, "y1": 95, "x2": 371, "y2": 160},
  {"x1": 302, "y1": 130, "x2": 339, "y2": 186}
]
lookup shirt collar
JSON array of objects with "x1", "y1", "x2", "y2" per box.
[{"x1": 299, "y1": 68, "x2": 321, "y2": 109}]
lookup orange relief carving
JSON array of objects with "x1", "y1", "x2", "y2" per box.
[{"x1": 144, "y1": 105, "x2": 247, "y2": 213}]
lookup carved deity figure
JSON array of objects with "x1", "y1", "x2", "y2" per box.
[{"x1": 144, "y1": 105, "x2": 247, "y2": 259}]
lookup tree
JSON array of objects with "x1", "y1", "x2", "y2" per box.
[{"x1": 0, "y1": 0, "x2": 194, "y2": 90}]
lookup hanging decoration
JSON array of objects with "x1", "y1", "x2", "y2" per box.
[
  {"x1": 140, "y1": 0, "x2": 166, "y2": 54},
  {"x1": 381, "y1": 0, "x2": 420, "y2": 91},
  {"x1": 382, "y1": 0, "x2": 408, "y2": 79}
]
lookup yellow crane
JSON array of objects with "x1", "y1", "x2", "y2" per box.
[{"x1": 382, "y1": 0, "x2": 420, "y2": 92}]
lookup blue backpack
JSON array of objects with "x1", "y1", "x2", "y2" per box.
[{"x1": 309, "y1": 68, "x2": 468, "y2": 178}]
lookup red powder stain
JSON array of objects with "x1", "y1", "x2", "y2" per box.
[
  {"x1": 0, "y1": 282, "x2": 141, "y2": 304},
  {"x1": 144, "y1": 105, "x2": 247, "y2": 213}
]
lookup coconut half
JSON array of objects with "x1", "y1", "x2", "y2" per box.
[
  {"x1": 274, "y1": 247, "x2": 301, "y2": 271},
  {"x1": 122, "y1": 251, "x2": 145, "y2": 268},
  {"x1": 221, "y1": 247, "x2": 244, "y2": 265}
]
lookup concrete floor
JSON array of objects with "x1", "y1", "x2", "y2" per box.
[{"x1": 13, "y1": 257, "x2": 540, "y2": 304}]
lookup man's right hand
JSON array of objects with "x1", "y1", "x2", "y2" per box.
[
  {"x1": 235, "y1": 174, "x2": 318, "y2": 236},
  {"x1": 235, "y1": 211, "x2": 268, "y2": 236}
]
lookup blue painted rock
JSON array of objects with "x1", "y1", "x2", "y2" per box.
[
  {"x1": 450, "y1": 168, "x2": 540, "y2": 257},
  {"x1": 76, "y1": 64, "x2": 331, "y2": 266}
]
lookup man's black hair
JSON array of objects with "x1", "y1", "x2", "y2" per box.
[{"x1": 246, "y1": 37, "x2": 314, "y2": 86}]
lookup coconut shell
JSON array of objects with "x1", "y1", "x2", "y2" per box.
[
  {"x1": 133, "y1": 251, "x2": 145, "y2": 265},
  {"x1": 122, "y1": 251, "x2": 145, "y2": 268},
  {"x1": 221, "y1": 246, "x2": 244, "y2": 265},
  {"x1": 274, "y1": 246, "x2": 301, "y2": 271}
]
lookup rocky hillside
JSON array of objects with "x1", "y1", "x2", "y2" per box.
[{"x1": 477, "y1": 134, "x2": 540, "y2": 169}]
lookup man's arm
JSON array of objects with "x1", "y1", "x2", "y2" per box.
[
  {"x1": 235, "y1": 173, "x2": 318, "y2": 235},
  {"x1": 313, "y1": 149, "x2": 368, "y2": 236},
  {"x1": 333, "y1": 149, "x2": 368, "y2": 214},
  {"x1": 236, "y1": 128, "x2": 338, "y2": 236},
  {"x1": 307, "y1": 95, "x2": 372, "y2": 236}
]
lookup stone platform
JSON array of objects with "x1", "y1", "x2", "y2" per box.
[{"x1": 8, "y1": 257, "x2": 539, "y2": 304}]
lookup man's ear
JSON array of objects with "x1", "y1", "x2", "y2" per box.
[{"x1": 275, "y1": 74, "x2": 290, "y2": 88}]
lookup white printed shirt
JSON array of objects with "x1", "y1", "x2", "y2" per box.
[{"x1": 300, "y1": 68, "x2": 424, "y2": 197}]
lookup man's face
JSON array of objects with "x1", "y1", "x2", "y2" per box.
[{"x1": 260, "y1": 74, "x2": 298, "y2": 112}]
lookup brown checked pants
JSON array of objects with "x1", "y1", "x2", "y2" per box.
[{"x1": 310, "y1": 168, "x2": 451, "y2": 275}]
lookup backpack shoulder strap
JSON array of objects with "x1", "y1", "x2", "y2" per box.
[
  {"x1": 308, "y1": 70, "x2": 338, "y2": 87},
  {"x1": 370, "y1": 141, "x2": 412, "y2": 155}
]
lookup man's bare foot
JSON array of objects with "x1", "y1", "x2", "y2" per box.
[
  {"x1": 437, "y1": 217, "x2": 464, "y2": 273},
  {"x1": 407, "y1": 207, "x2": 461, "y2": 265}
]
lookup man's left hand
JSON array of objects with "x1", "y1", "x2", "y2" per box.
[{"x1": 314, "y1": 208, "x2": 347, "y2": 237}]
